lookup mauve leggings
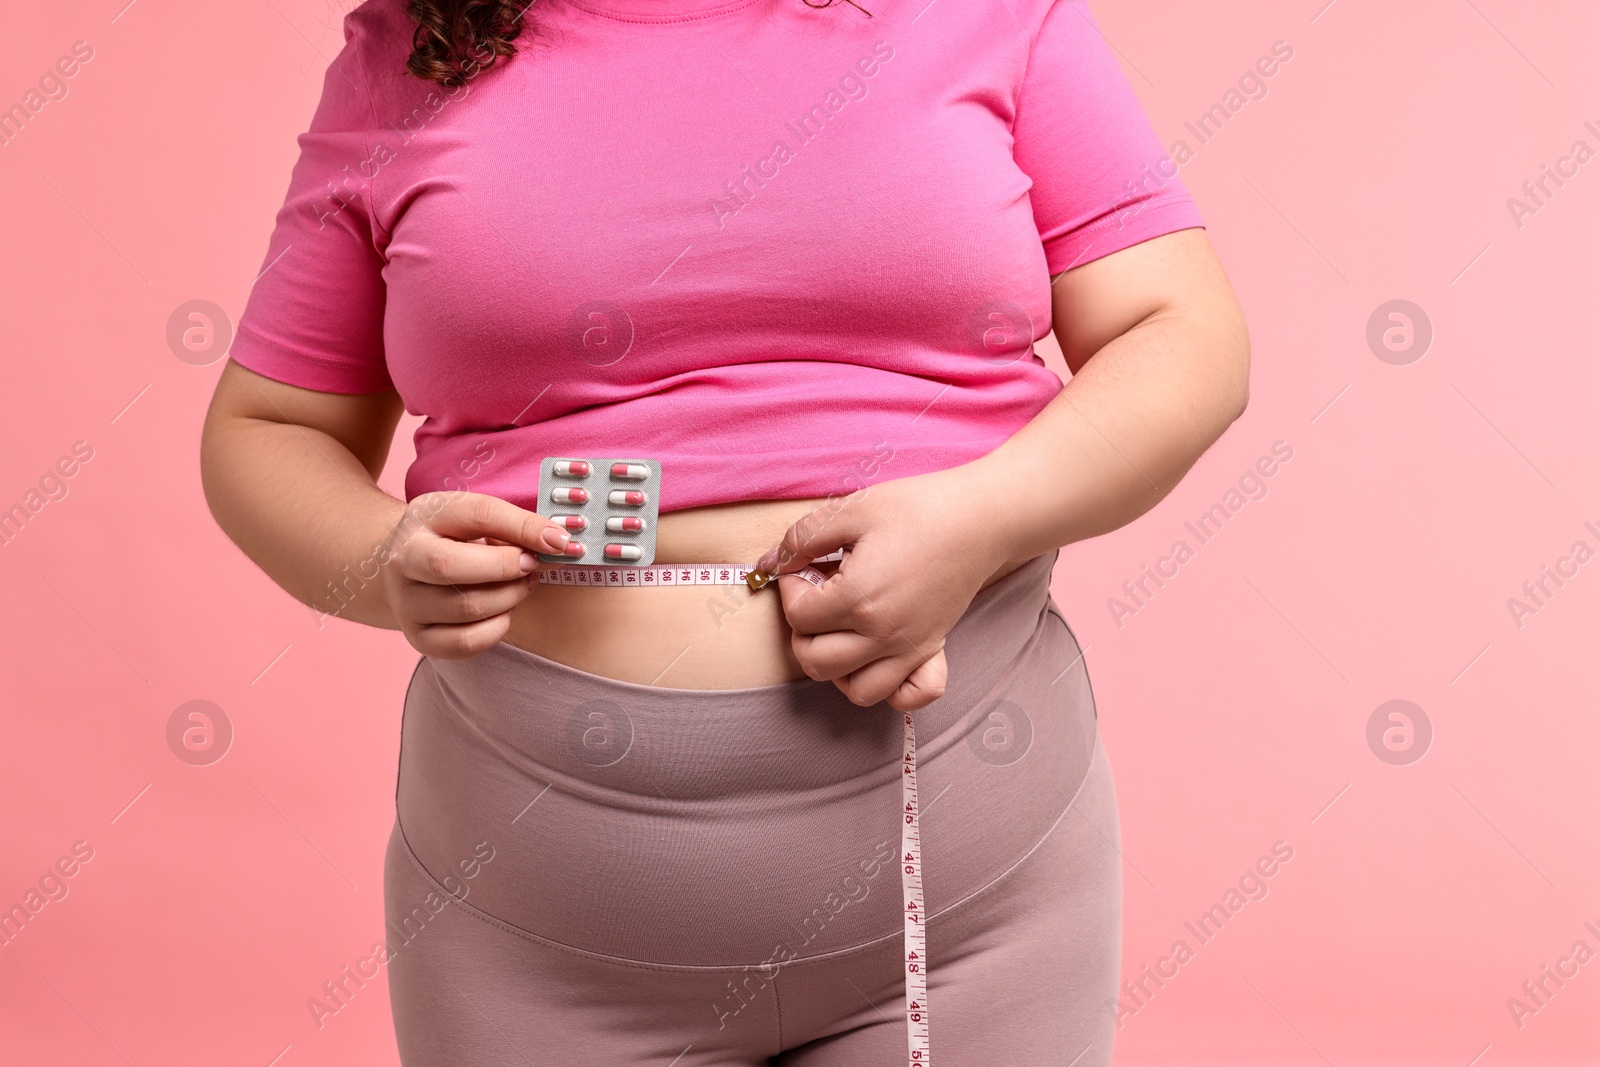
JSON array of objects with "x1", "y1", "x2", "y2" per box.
[{"x1": 382, "y1": 548, "x2": 1120, "y2": 1065}]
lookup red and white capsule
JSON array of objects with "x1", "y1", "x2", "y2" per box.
[
  {"x1": 605, "y1": 516, "x2": 645, "y2": 533},
  {"x1": 552, "y1": 460, "x2": 591, "y2": 477},
  {"x1": 608, "y1": 490, "x2": 647, "y2": 507},
  {"x1": 550, "y1": 514, "x2": 588, "y2": 532},
  {"x1": 551, "y1": 487, "x2": 589, "y2": 505},
  {"x1": 604, "y1": 543, "x2": 643, "y2": 561},
  {"x1": 558, "y1": 541, "x2": 585, "y2": 558},
  {"x1": 611, "y1": 463, "x2": 650, "y2": 481}
]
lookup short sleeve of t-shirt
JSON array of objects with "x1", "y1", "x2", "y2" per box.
[
  {"x1": 1011, "y1": 0, "x2": 1204, "y2": 276},
  {"x1": 227, "y1": 13, "x2": 392, "y2": 394}
]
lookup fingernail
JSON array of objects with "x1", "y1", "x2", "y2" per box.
[
  {"x1": 541, "y1": 527, "x2": 571, "y2": 551},
  {"x1": 518, "y1": 551, "x2": 536, "y2": 573},
  {"x1": 756, "y1": 547, "x2": 778, "y2": 573}
]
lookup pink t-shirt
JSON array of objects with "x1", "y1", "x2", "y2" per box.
[{"x1": 229, "y1": 0, "x2": 1203, "y2": 513}]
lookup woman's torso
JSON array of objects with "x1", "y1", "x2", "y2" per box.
[{"x1": 343, "y1": 0, "x2": 1071, "y2": 678}]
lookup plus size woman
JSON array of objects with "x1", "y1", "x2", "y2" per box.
[{"x1": 201, "y1": 0, "x2": 1249, "y2": 1062}]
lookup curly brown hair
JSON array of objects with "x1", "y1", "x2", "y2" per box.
[
  {"x1": 403, "y1": 0, "x2": 534, "y2": 88},
  {"x1": 401, "y1": 0, "x2": 864, "y2": 86}
]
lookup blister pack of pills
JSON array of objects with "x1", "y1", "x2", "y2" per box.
[{"x1": 535, "y1": 457, "x2": 662, "y2": 567}]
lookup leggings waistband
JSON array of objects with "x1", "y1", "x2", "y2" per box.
[{"x1": 416, "y1": 549, "x2": 1064, "y2": 797}]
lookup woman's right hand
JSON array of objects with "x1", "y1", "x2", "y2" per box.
[{"x1": 380, "y1": 491, "x2": 574, "y2": 659}]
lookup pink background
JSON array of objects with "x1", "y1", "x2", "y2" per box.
[{"x1": 2, "y1": 0, "x2": 1596, "y2": 1064}]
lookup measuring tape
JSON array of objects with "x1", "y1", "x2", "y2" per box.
[
  {"x1": 535, "y1": 562, "x2": 764, "y2": 587},
  {"x1": 538, "y1": 548, "x2": 929, "y2": 1063},
  {"x1": 900, "y1": 708, "x2": 929, "y2": 1064},
  {"x1": 535, "y1": 549, "x2": 844, "y2": 587}
]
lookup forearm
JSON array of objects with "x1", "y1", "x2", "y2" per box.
[
  {"x1": 200, "y1": 413, "x2": 408, "y2": 630},
  {"x1": 973, "y1": 305, "x2": 1250, "y2": 563}
]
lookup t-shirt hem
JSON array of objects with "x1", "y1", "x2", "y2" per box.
[{"x1": 407, "y1": 437, "x2": 1018, "y2": 517}]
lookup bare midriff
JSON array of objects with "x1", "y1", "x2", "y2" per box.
[{"x1": 502, "y1": 496, "x2": 1031, "y2": 689}]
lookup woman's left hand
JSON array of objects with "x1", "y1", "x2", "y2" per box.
[{"x1": 756, "y1": 466, "x2": 1005, "y2": 711}]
